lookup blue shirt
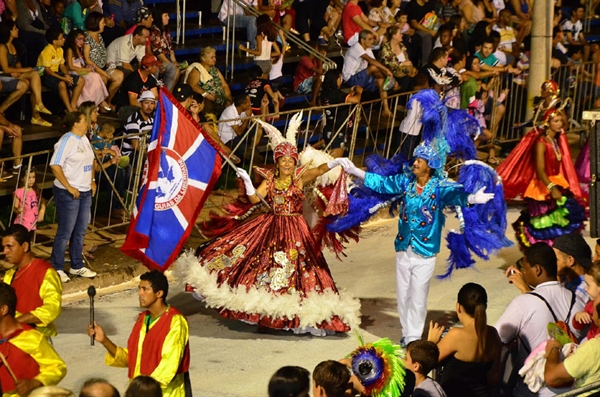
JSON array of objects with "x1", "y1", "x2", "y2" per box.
[
  {"x1": 103, "y1": 0, "x2": 142, "y2": 26},
  {"x1": 364, "y1": 172, "x2": 469, "y2": 258}
]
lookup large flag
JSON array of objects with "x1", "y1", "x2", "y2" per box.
[{"x1": 121, "y1": 88, "x2": 222, "y2": 271}]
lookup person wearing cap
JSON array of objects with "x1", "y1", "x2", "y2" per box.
[
  {"x1": 124, "y1": 6, "x2": 154, "y2": 35},
  {"x1": 106, "y1": 25, "x2": 149, "y2": 75},
  {"x1": 553, "y1": 234, "x2": 592, "y2": 305},
  {"x1": 173, "y1": 83, "x2": 240, "y2": 164},
  {"x1": 338, "y1": 143, "x2": 495, "y2": 345},
  {"x1": 113, "y1": 54, "x2": 160, "y2": 120},
  {"x1": 121, "y1": 90, "x2": 156, "y2": 163}
]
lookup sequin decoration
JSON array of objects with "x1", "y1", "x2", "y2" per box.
[
  {"x1": 269, "y1": 250, "x2": 296, "y2": 290},
  {"x1": 289, "y1": 249, "x2": 299, "y2": 260},
  {"x1": 206, "y1": 244, "x2": 246, "y2": 272}
]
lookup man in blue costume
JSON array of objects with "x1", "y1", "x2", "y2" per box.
[{"x1": 339, "y1": 143, "x2": 495, "y2": 345}]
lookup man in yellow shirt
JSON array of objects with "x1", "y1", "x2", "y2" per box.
[
  {"x1": 37, "y1": 29, "x2": 85, "y2": 112},
  {"x1": 2, "y1": 224, "x2": 62, "y2": 338},
  {"x1": 88, "y1": 270, "x2": 190, "y2": 397},
  {"x1": 0, "y1": 283, "x2": 67, "y2": 397}
]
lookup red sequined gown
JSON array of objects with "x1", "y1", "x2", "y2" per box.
[{"x1": 178, "y1": 167, "x2": 360, "y2": 333}]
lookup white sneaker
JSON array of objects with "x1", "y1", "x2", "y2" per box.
[
  {"x1": 57, "y1": 270, "x2": 71, "y2": 283},
  {"x1": 68, "y1": 267, "x2": 97, "y2": 278}
]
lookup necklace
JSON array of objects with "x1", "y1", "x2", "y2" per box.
[
  {"x1": 11, "y1": 259, "x2": 35, "y2": 283},
  {"x1": 274, "y1": 176, "x2": 292, "y2": 191},
  {"x1": 545, "y1": 135, "x2": 562, "y2": 161}
]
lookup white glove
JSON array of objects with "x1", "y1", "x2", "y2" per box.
[
  {"x1": 236, "y1": 167, "x2": 256, "y2": 196},
  {"x1": 327, "y1": 158, "x2": 343, "y2": 169},
  {"x1": 467, "y1": 187, "x2": 494, "y2": 204},
  {"x1": 338, "y1": 158, "x2": 366, "y2": 180}
]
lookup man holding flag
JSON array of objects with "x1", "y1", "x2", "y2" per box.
[{"x1": 120, "y1": 86, "x2": 224, "y2": 271}]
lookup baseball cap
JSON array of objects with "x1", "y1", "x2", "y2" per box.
[
  {"x1": 138, "y1": 90, "x2": 157, "y2": 103},
  {"x1": 136, "y1": 7, "x2": 151, "y2": 23},
  {"x1": 173, "y1": 83, "x2": 193, "y2": 101},
  {"x1": 141, "y1": 54, "x2": 162, "y2": 69},
  {"x1": 553, "y1": 234, "x2": 593, "y2": 269}
]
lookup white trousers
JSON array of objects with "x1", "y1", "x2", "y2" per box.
[{"x1": 396, "y1": 247, "x2": 436, "y2": 343}]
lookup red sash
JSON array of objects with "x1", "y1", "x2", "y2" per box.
[
  {"x1": 0, "y1": 325, "x2": 40, "y2": 392},
  {"x1": 8, "y1": 259, "x2": 52, "y2": 314},
  {"x1": 126, "y1": 307, "x2": 190, "y2": 380}
]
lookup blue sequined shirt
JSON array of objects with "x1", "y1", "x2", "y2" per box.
[{"x1": 364, "y1": 172, "x2": 469, "y2": 258}]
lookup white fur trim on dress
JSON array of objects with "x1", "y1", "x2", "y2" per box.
[{"x1": 173, "y1": 251, "x2": 362, "y2": 330}]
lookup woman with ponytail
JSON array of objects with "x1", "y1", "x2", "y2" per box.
[{"x1": 427, "y1": 283, "x2": 502, "y2": 397}]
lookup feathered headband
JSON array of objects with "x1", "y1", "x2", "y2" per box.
[{"x1": 257, "y1": 112, "x2": 303, "y2": 162}]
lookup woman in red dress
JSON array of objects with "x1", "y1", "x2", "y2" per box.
[
  {"x1": 497, "y1": 108, "x2": 586, "y2": 251},
  {"x1": 175, "y1": 118, "x2": 360, "y2": 335}
]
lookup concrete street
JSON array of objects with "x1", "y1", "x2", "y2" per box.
[{"x1": 54, "y1": 207, "x2": 597, "y2": 397}]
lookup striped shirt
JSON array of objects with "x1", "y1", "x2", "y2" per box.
[{"x1": 121, "y1": 110, "x2": 154, "y2": 156}]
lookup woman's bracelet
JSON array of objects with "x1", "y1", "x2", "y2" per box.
[{"x1": 547, "y1": 182, "x2": 557, "y2": 191}]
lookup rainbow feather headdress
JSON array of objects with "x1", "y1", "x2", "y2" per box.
[{"x1": 349, "y1": 336, "x2": 406, "y2": 397}]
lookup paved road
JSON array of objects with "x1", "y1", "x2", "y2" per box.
[{"x1": 53, "y1": 207, "x2": 596, "y2": 397}]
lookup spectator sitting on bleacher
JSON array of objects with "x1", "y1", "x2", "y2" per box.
[
  {"x1": 121, "y1": 90, "x2": 155, "y2": 166},
  {"x1": 293, "y1": 45, "x2": 327, "y2": 107},
  {"x1": 105, "y1": 25, "x2": 149, "y2": 76},
  {"x1": 218, "y1": 0, "x2": 258, "y2": 49},
  {"x1": 474, "y1": 36, "x2": 520, "y2": 74},
  {"x1": 103, "y1": 0, "x2": 142, "y2": 32},
  {"x1": 406, "y1": 0, "x2": 437, "y2": 67},
  {"x1": 63, "y1": 0, "x2": 97, "y2": 33},
  {"x1": 0, "y1": 112, "x2": 22, "y2": 181},
  {"x1": 378, "y1": 25, "x2": 416, "y2": 93},
  {"x1": 16, "y1": 0, "x2": 49, "y2": 68},
  {"x1": 65, "y1": 30, "x2": 111, "y2": 111},
  {"x1": 561, "y1": 5, "x2": 590, "y2": 62},
  {"x1": 342, "y1": 30, "x2": 395, "y2": 117},
  {"x1": 246, "y1": 64, "x2": 279, "y2": 118},
  {"x1": 0, "y1": 20, "x2": 52, "y2": 127},
  {"x1": 83, "y1": 12, "x2": 125, "y2": 110},
  {"x1": 492, "y1": 9, "x2": 519, "y2": 65},
  {"x1": 124, "y1": 6, "x2": 152, "y2": 36},
  {"x1": 39, "y1": 0, "x2": 60, "y2": 31},
  {"x1": 38, "y1": 29, "x2": 86, "y2": 113},
  {"x1": 184, "y1": 46, "x2": 232, "y2": 116},
  {"x1": 113, "y1": 54, "x2": 160, "y2": 121},
  {"x1": 217, "y1": 93, "x2": 252, "y2": 157},
  {"x1": 422, "y1": 47, "x2": 461, "y2": 98},
  {"x1": 149, "y1": 8, "x2": 180, "y2": 91},
  {"x1": 342, "y1": 0, "x2": 379, "y2": 46}
]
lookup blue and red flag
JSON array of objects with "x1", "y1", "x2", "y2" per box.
[{"x1": 121, "y1": 88, "x2": 222, "y2": 271}]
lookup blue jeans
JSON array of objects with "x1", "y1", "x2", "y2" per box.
[
  {"x1": 224, "y1": 15, "x2": 257, "y2": 49},
  {"x1": 50, "y1": 186, "x2": 92, "y2": 271}
]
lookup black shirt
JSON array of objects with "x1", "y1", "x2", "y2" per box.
[
  {"x1": 406, "y1": 0, "x2": 435, "y2": 27},
  {"x1": 114, "y1": 70, "x2": 158, "y2": 109}
]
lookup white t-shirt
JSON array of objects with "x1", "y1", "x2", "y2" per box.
[
  {"x1": 218, "y1": 0, "x2": 257, "y2": 22},
  {"x1": 218, "y1": 104, "x2": 246, "y2": 144},
  {"x1": 106, "y1": 34, "x2": 145, "y2": 67},
  {"x1": 493, "y1": 49, "x2": 507, "y2": 66},
  {"x1": 270, "y1": 56, "x2": 284, "y2": 80},
  {"x1": 50, "y1": 133, "x2": 94, "y2": 191},
  {"x1": 561, "y1": 18, "x2": 583, "y2": 45},
  {"x1": 495, "y1": 281, "x2": 585, "y2": 397},
  {"x1": 342, "y1": 43, "x2": 371, "y2": 82}
]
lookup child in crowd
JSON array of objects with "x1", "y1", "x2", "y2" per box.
[
  {"x1": 239, "y1": 15, "x2": 281, "y2": 76},
  {"x1": 13, "y1": 168, "x2": 46, "y2": 231},
  {"x1": 318, "y1": 0, "x2": 343, "y2": 46},
  {"x1": 268, "y1": 366, "x2": 310, "y2": 397},
  {"x1": 270, "y1": 32, "x2": 286, "y2": 112},
  {"x1": 37, "y1": 29, "x2": 85, "y2": 112},
  {"x1": 293, "y1": 45, "x2": 326, "y2": 106},
  {"x1": 573, "y1": 261, "x2": 600, "y2": 341},
  {"x1": 245, "y1": 65, "x2": 279, "y2": 118},
  {"x1": 91, "y1": 121, "x2": 119, "y2": 165},
  {"x1": 312, "y1": 361, "x2": 351, "y2": 397},
  {"x1": 405, "y1": 340, "x2": 447, "y2": 397}
]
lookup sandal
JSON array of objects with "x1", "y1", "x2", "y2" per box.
[
  {"x1": 31, "y1": 117, "x2": 52, "y2": 127},
  {"x1": 487, "y1": 156, "x2": 500, "y2": 165},
  {"x1": 35, "y1": 104, "x2": 52, "y2": 115}
]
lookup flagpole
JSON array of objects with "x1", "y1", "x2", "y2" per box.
[{"x1": 219, "y1": 153, "x2": 272, "y2": 211}]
